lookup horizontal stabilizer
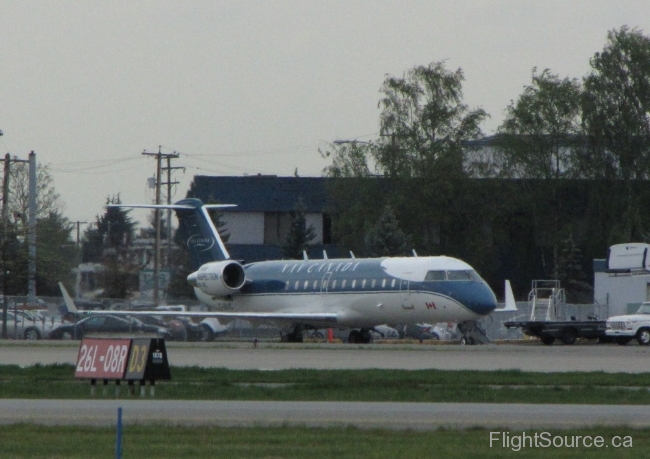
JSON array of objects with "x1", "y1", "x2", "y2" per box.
[{"x1": 107, "y1": 204, "x2": 236, "y2": 210}]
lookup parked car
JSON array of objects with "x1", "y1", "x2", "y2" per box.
[
  {"x1": 400, "y1": 323, "x2": 455, "y2": 340},
  {"x1": 199, "y1": 318, "x2": 231, "y2": 341},
  {"x1": 0, "y1": 310, "x2": 51, "y2": 339},
  {"x1": 0, "y1": 309, "x2": 62, "y2": 340},
  {"x1": 49, "y1": 315, "x2": 171, "y2": 340},
  {"x1": 168, "y1": 317, "x2": 204, "y2": 341}
]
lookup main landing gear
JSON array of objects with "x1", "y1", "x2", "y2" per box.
[
  {"x1": 280, "y1": 325, "x2": 304, "y2": 343},
  {"x1": 348, "y1": 329, "x2": 374, "y2": 344}
]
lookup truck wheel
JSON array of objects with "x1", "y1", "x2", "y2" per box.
[
  {"x1": 540, "y1": 334, "x2": 555, "y2": 345},
  {"x1": 616, "y1": 337, "x2": 632, "y2": 346},
  {"x1": 560, "y1": 328, "x2": 577, "y2": 345},
  {"x1": 637, "y1": 328, "x2": 650, "y2": 346}
]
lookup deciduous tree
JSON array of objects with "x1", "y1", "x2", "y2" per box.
[{"x1": 582, "y1": 26, "x2": 650, "y2": 241}]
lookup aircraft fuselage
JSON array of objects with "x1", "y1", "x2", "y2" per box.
[{"x1": 193, "y1": 255, "x2": 497, "y2": 329}]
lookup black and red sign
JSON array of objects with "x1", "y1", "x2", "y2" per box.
[{"x1": 75, "y1": 337, "x2": 170, "y2": 381}]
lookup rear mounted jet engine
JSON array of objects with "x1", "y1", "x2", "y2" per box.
[{"x1": 187, "y1": 261, "x2": 246, "y2": 296}]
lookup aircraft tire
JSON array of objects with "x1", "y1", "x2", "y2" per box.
[
  {"x1": 200, "y1": 324, "x2": 215, "y2": 342},
  {"x1": 348, "y1": 330, "x2": 361, "y2": 344}
]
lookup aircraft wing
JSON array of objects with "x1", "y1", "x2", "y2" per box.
[{"x1": 58, "y1": 282, "x2": 338, "y2": 324}]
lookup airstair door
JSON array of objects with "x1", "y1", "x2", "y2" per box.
[{"x1": 400, "y1": 278, "x2": 414, "y2": 309}]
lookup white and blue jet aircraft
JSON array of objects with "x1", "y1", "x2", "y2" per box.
[{"x1": 62, "y1": 198, "x2": 508, "y2": 343}]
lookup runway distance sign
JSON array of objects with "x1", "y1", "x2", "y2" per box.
[{"x1": 75, "y1": 338, "x2": 132, "y2": 379}]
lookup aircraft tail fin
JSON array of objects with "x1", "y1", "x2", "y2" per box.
[
  {"x1": 500, "y1": 280, "x2": 518, "y2": 312},
  {"x1": 58, "y1": 282, "x2": 79, "y2": 314},
  {"x1": 108, "y1": 198, "x2": 235, "y2": 271}
]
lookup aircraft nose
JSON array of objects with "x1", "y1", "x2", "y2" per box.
[
  {"x1": 460, "y1": 282, "x2": 498, "y2": 316},
  {"x1": 187, "y1": 271, "x2": 198, "y2": 287}
]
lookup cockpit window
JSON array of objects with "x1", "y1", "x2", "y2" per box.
[
  {"x1": 425, "y1": 270, "x2": 446, "y2": 281},
  {"x1": 446, "y1": 270, "x2": 474, "y2": 281}
]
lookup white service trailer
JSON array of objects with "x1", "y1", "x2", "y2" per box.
[{"x1": 594, "y1": 243, "x2": 650, "y2": 317}]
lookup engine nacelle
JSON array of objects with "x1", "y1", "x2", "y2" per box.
[{"x1": 187, "y1": 260, "x2": 246, "y2": 297}]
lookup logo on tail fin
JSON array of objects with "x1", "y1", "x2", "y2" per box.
[{"x1": 187, "y1": 235, "x2": 216, "y2": 252}]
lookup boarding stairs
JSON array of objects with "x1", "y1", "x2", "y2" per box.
[{"x1": 528, "y1": 280, "x2": 566, "y2": 321}]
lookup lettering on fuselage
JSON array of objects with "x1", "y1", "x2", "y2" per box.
[
  {"x1": 425, "y1": 302, "x2": 437, "y2": 309},
  {"x1": 281, "y1": 261, "x2": 361, "y2": 274}
]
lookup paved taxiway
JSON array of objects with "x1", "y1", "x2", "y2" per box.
[
  {"x1": 2, "y1": 341, "x2": 650, "y2": 372},
  {"x1": 2, "y1": 399, "x2": 650, "y2": 430},
  {"x1": 3, "y1": 342, "x2": 650, "y2": 429}
]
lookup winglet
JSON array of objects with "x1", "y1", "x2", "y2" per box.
[
  {"x1": 58, "y1": 282, "x2": 79, "y2": 314},
  {"x1": 501, "y1": 280, "x2": 518, "y2": 312}
]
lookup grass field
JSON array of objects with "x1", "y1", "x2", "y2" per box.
[
  {"x1": 1, "y1": 424, "x2": 648, "y2": 459},
  {"x1": 3, "y1": 364, "x2": 650, "y2": 457},
  {"x1": 2, "y1": 364, "x2": 650, "y2": 404}
]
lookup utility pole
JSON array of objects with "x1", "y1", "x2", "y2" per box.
[
  {"x1": 1, "y1": 153, "x2": 9, "y2": 339},
  {"x1": 2, "y1": 152, "x2": 31, "y2": 338},
  {"x1": 72, "y1": 221, "x2": 88, "y2": 246},
  {"x1": 27, "y1": 152, "x2": 36, "y2": 304},
  {"x1": 142, "y1": 147, "x2": 179, "y2": 304},
  {"x1": 162, "y1": 157, "x2": 184, "y2": 266}
]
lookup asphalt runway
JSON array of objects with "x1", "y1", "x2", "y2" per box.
[
  {"x1": 3, "y1": 399, "x2": 650, "y2": 430},
  {"x1": 2, "y1": 341, "x2": 650, "y2": 372}
]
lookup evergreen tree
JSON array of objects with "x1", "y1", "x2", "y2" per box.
[
  {"x1": 80, "y1": 195, "x2": 139, "y2": 298},
  {"x1": 364, "y1": 205, "x2": 411, "y2": 257},
  {"x1": 554, "y1": 229, "x2": 592, "y2": 303},
  {"x1": 281, "y1": 199, "x2": 316, "y2": 259},
  {"x1": 82, "y1": 195, "x2": 136, "y2": 263}
]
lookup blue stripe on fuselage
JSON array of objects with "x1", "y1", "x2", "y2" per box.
[{"x1": 238, "y1": 258, "x2": 497, "y2": 316}]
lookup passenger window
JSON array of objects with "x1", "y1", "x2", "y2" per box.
[
  {"x1": 332, "y1": 279, "x2": 337, "y2": 289},
  {"x1": 371, "y1": 279, "x2": 376, "y2": 288},
  {"x1": 391, "y1": 279, "x2": 396, "y2": 288},
  {"x1": 382, "y1": 279, "x2": 387, "y2": 288},
  {"x1": 425, "y1": 270, "x2": 446, "y2": 281},
  {"x1": 304, "y1": 280, "x2": 309, "y2": 290},
  {"x1": 285, "y1": 281, "x2": 289, "y2": 290},
  {"x1": 313, "y1": 280, "x2": 319, "y2": 289},
  {"x1": 447, "y1": 270, "x2": 473, "y2": 281},
  {"x1": 295, "y1": 280, "x2": 299, "y2": 290},
  {"x1": 362, "y1": 279, "x2": 366, "y2": 288},
  {"x1": 342, "y1": 280, "x2": 347, "y2": 288},
  {"x1": 352, "y1": 280, "x2": 356, "y2": 288}
]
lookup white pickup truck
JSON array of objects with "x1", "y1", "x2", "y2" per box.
[{"x1": 605, "y1": 302, "x2": 650, "y2": 345}]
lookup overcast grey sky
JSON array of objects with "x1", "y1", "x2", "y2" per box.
[{"x1": 1, "y1": 1, "x2": 649, "y2": 228}]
